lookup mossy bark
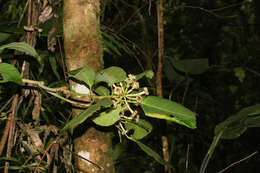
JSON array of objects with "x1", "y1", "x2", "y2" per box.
[{"x1": 63, "y1": 0, "x2": 114, "y2": 172}]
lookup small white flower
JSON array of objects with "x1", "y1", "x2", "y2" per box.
[
  {"x1": 128, "y1": 74, "x2": 136, "y2": 80},
  {"x1": 132, "y1": 82, "x2": 139, "y2": 89},
  {"x1": 113, "y1": 86, "x2": 122, "y2": 95},
  {"x1": 136, "y1": 95, "x2": 143, "y2": 103},
  {"x1": 143, "y1": 87, "x2": 149, "y2": 95}
]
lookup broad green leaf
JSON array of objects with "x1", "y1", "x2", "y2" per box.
[
  {"x1": 236, "y1": 104, "x2": 260, "y2": 117},
  {"x1": 95, "y1": 66, "x2": 126, "y2": 86},
  {"x1": 92, "y1": 106, "x2": 122, "y2": 126},
  {"x1": 124, "y1": 119, "x2": 153, "y2": 140},
  {"x1": 68, "y1": 66, "x2": 96, "y2": 89},
  {"x1": 214, "y1": 115, "x2": 244, "y2": 139},
  {"x1": 135, "y1": 70, "x2": 154, "y2": 81},
  {"x1": 215, "y1": 104, "x2": 260, "y2": 139},
  {"x1": 245, "y1": 115, "x2": 260, "y2": 127},
  {"x1": 60, "y1": 98, "x2": 113, "y2": 133},
  {"x1": 0, "y1": 63, "x2": 22, "y2": 84},
  {"x1": 193, "y1": 89, "x2": 217, "y2": 104},
  {"x1": 49, "y1": 57, "x2": 60, "y2": 80},
  {"x1": 163, "y1": 58, "x2": 185, "y2": 83},
  {"x1": 129, "y1": 138, "x2": 172, "y2": 167},
  {"x1": 214, "y1": 116, "x2": 246, "y2": 140},
  {"x1": 203, "y1": 104, "x2": 260, "y2": 173},
  {"x1": 141, "y1": 96, "x2": 196, "y2": 129},
  {"x1": 215, "y1": 121, "x2": 247, "y2": 140},
  {"x1": 0, "y1": 42, "x2": 38, "y2": 58},
  {"x1": 94, "y1": 86, "x2": 110, "y2": 96},
  {"x1": 171, "y1": 59, "x2": 209, "y2": 75},
  {"x1": 0, "y1": 32, "x2": 11, "y2": 43}
]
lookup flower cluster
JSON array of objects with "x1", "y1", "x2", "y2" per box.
[{"x1": 112, "y1": 74, "x2": 149, "y2": 121}]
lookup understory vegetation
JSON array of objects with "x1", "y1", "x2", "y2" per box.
[{"x1": 0, "y1": 0, "x2": 260, "y2": 173}]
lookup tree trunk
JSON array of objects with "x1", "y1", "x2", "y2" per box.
[{"x1": 63, "y1": 0, "x2": 114, "y2": 172}]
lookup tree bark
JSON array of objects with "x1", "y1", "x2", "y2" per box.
[
  {"x1": 156, "y1": 0, "x2": 164, "y2": 98},
  {"x1": 63, "y1": 0, "x2": 114, "y2": 172}
]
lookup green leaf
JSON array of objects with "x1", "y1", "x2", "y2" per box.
[
  {"x1": 129, "y1": 138, "x2": 172, "y2": 167},
  {"x1": 68, "y1": 66, "x2": 96, "y2": 89},
  {"x1": 5, "y1": 166, "x2": 23, "y2": 170},
  {"x1": 0, "y1": 32, "x2": 11, "y2": 43},
  {"x1": 135, "y1": 70, "x2": 154, "y2": 81},
  {"x1": 203, "y1": 105, "x2": 260, "y2": 172},
  {"x1": 0, "y1": 156, "x2": 22, "y2": 163},
  {"x1": 60, "y1": 98, "x2": 113, "y2": 133},
  {"x1": 215, "y1": 121, "x2": 247, "y2": 140},
  {"x1": 95, "y1": 66, "x2": 127, "y2": 86},
  {"x1": 0, "y1": 63, "x2": 22, "y2": 84},
  {"x1": 101, "y1": 30, "x2": 127, "y2": 56},
  {"x1": 124, "y1": 119, "x2": 153, "y2": 140},
  {"x1": 234, "y1": 67, "x2": 245, "y2": 83},
  {"x1": 141, "y1": 96, "x2": 196, "y2": 129},
  {"x1": 163, "y1": 58, "x2": 185, "y2": 83},
  {"x1": 94, "y1": 86, "x2": 110, "y2": 96},
  {"x1": 237, "y1": 104, "x2": 260, "y2": 117},
  {"x1": 0, "y1": 42, "x2": 39, "y2": 58},
  {"x1": 103, "y1": 39, "x2": 122, "y2": 56},
  {"x1": 0, "y1": 24, "x2": 26, "y2": 35},
  {"x1": 199, "y1": 131, "x2": 223, "y2": 173},
  {"x1": 245, "y1": 115, "x2": 260, "y2": 128},
  {"x1": 214, "y1": 104, "x2": 260, "y2": 139},
  {"x1": 92, "y1": 106, "x2": 122, "y2": 126},
  {"x1": 49, "y1": 57, "x2": 60, "y2": 80},
  {"x1": 171, "y1": 59, "x2": 209, "y2": 75}
]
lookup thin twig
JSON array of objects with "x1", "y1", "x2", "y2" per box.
[
  {"x1": 161, "y1": 136, "x2": 171, "y2": 173},
  {"x1": 46, "y1": 91, "x2": 91, "y2": 108},
  {"x1": 22, "y1": 79, "x2": 67, "y2": 93},
  {"x1": 4, "y1": 95, "x2": 19, "y2": 173},
  {"x1": 17, "y1": 0, "x2": 29, "y2": 27},
  {"x1": 102, "y1": 25, "x2": 146, "y2": 72},
  {"x1": 185, "y1": 144, "x2": 190, "y2": 171},
  {"x1": 57, "y1": 36, "x2": 68, "y2": 81},
  {"x1": 210, "y1": 2, "x2": 243, "y2": 12},
  {"x1": 156, "y1": 0, "x2": 164, "y2": 98},
  {"x1": 0, "y1": 96, "x2": 14, "y2": 114},
  {"x1": 118, "y1": 5, "x2": 144, "y2": 33},
  {"x1": 63, "y1": 147, "x2": 104, "y2": 171},
  {"x1": 0, "y1": 120, "x2": 10, "y2": 156},
  {"x1": 34, "y1": 140, "x2": 57, "y2": 173},
  {"x1": 0, "y1": 97, "x2": 15, "y2": 156},
  {"x1": 181, "y1": 5, "x2": 237, "y2": 19},
  {"x1": 245, "y1": 68, "x2": 260, "y2": 78},
  {"x1": 182, "y1": 77, "x2": 190, "y2": 105},
  {"x1": 218, "y1": 151, "x2": 258, "y2": 173},
  {"x1": 22, "y1": 79, "x2": 92, "y2": 108}
]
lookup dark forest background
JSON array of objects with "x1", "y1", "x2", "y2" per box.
[{"x1": 0, "y1": 0, "x2": 260, "y2": 172}]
